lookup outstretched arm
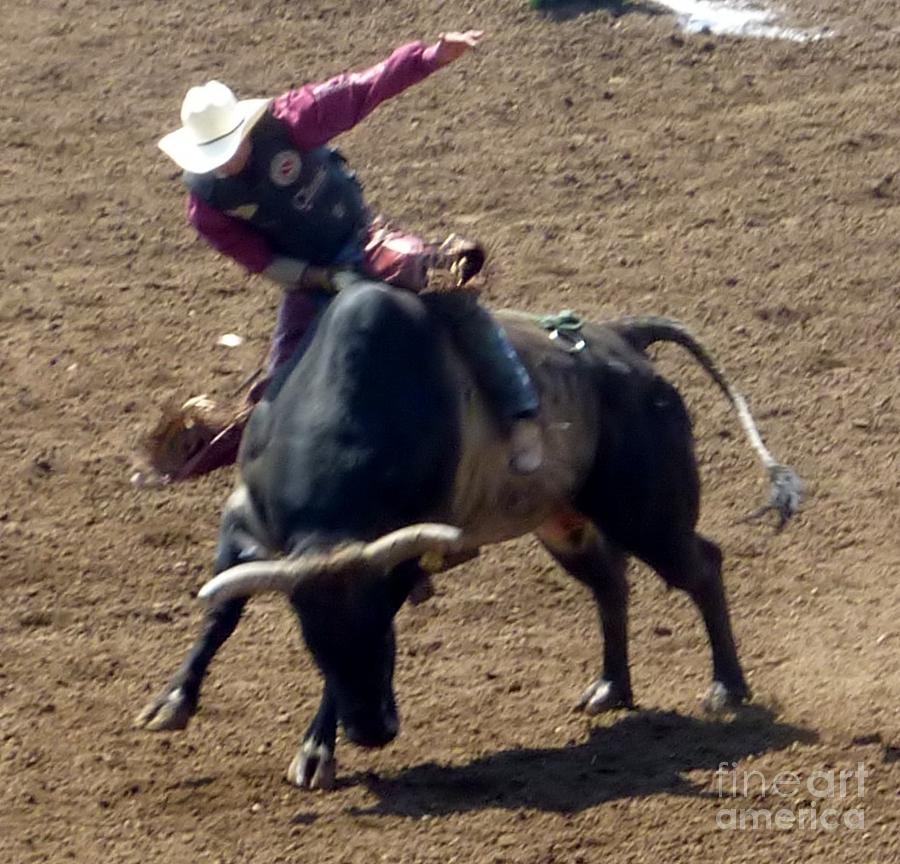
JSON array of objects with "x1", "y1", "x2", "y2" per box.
[
  {"x1": 273, "y1": 31, "x2": 485, "y2": 149},
  {"x1": 430, "y1": 30, "x2": 484, "y2": 66}
]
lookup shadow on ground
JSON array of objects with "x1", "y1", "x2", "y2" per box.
[{"x1": 342, "y1": 707, "x2": 817, "y2": 816}]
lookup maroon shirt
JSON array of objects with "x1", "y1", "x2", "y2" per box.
[{"x1": 187, "y1": 40, "x2": 443, "y2": 274}]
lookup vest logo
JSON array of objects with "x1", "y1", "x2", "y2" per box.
[
  {"x1": 225, "y1": 204, "x2": 259, "y2": 220},
  {"x1": 270, "y1": 150, "x2": 302, "y2": 187},
  {"x1": 292, "y1": 166, "x2": 328, "y2": 213}
]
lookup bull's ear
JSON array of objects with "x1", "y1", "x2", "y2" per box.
[
  {"x1": 396, "y1": 549, "x2": 480, "y2": 607},
  {"x1": 406, "y1": 574, "x2": 435, "y2": 606},
  {"x1": 417, "y1": 547, "x2": 480, "y2": 575}
]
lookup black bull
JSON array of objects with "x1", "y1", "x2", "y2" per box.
[{"x1": 137, "y1": 277, "x2": 801, "y2": 790}]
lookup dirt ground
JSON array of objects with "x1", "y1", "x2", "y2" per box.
[{"x1": 2, "y1": 0, "x2": 898, "y2": 861}]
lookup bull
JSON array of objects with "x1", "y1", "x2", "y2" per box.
[{"x1": 136, "y1": 274, "x2": 801, "y2": 790}]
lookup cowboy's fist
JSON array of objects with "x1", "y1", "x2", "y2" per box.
[
  {"x1": 433, "y1": 30, "x2": 484, "y2": 67},
  {"x1": 299, "y1": 266, "x2": 335, "y2": 291}
]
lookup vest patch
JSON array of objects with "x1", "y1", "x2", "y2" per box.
[
  {"x1": 270, "y1": 150, "x2": 302, "y2": 186},
  {"x1": 225, "y1": 203, "x2": 259, "y2": 220},
  {"x1": 292, "y1": 166, "x2": 327, "y2": 213}
]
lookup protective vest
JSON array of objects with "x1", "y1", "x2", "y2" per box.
[{"x1": 184, "y1": 113, "x2": 369, "y2": 265}]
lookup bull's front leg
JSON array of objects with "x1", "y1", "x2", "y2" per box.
[
  {"x1": 136, "y1": 494, "x2": 259, "y2": 731},
  {"x1": 135, "y1": 597, "x2": 247, "y2": 730},
  {"x1": 286, "y1": 682, "x2": 338, "y2": 791}
]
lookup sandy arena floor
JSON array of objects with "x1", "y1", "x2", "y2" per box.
[{"x1": 1, "y1": 0, "x2": 898, "y2": 861}]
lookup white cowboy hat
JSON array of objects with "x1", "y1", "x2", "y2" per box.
[{"x1": 159, "y1": 81, "x2": 272, "y2": 174}]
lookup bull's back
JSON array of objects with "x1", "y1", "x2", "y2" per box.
[{"x1": 239, "y1": 287, "x2": 663, "y2": 552}]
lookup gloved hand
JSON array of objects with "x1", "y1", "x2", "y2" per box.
[
  {"x1": 432, "y1": 30, "x2": 485, "y2": 67},
  {"x1": 299, "y1": 266, "x2": 336, "y2": 291}
]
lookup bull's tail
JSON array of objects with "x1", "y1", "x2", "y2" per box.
[{"x1": 609, "y1": 315, "x2": 803, "y2": 530}]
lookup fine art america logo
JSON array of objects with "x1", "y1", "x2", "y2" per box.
[{"x1": 714, "y1": 762, "x2": 867, "y2": 831}]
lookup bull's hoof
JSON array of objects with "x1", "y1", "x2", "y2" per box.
[
  {"x1": 576, "y1": 678, "x2": 633, "y2": 715},
  {"x1": 701, "y1": 681, "x2": 750, "y2": 714},
  {"x1": 287, "y1": 740, "x2": 336, "y2": 791},
  {"x1": 134, "y1": 686, "x2": 194, "y2": 731}
]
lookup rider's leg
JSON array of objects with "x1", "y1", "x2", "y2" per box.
[
  {"x1": 249, "y1": 288, "x2": 332, "y2": 403},
  {"x1": 426, "y1": 291, "x2": 542, "y2": 473},
  {"x1": 362, "y1": 220, "x2": 542, "y2": 473},
  {"x1": 173, "y1": 289, "x2": 330, "y2": 481}
]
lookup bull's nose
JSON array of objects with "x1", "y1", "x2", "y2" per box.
[{"x1": 343, "y1": 712, "x2": 399, "y2": 749}]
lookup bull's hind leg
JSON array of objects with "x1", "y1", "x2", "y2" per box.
[
  {"x1": 135, "y1": 492, "x2": 260, "y2": 731},
  {"x1": 646, "y1": 533, "x2": 750, "y2": 711},
  {"x1": 581, "y1": 372, "x2": 750, "y2": 712},
  {"x1": 536, "y1": 511, "x2": 634, "y2": 713}
]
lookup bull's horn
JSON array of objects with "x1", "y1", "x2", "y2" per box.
[
  {"x1": 362, "y1": 523, "x2": 464, "y2": 573},
  {"x1": 196, "y1": 560, "x2": 308, "y2": 605},
  {"x1": 197, "y1": 523, "x2": 464, "y2": 605}
]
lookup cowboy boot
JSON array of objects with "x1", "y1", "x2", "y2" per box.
[
  {"x1": 133, "y1": 396, "x2": 248, "y2": 486},
  {"x1": 172, "y1": 414, "x2": 247, "y2": 481},
  {"x1": 509, "y1": 416, "x2": 544, "y2": 475},
  {"x1": 424, "y1": 292, "x2": 543, "y2": 474}
]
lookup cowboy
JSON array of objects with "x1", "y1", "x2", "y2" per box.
[{"x1": 156, "y1": 30, "x2": 542, "y2": 481}]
